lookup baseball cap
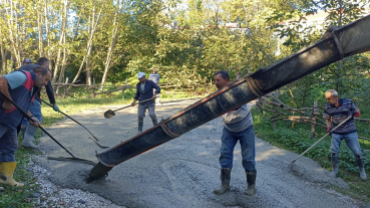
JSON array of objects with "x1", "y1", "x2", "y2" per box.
[
  {"x1": 137, "y1": 72, "x2": 146, "y2": 79},
  {"x1": 23, "y1": 58, "x2": 32, "y2": 63}
]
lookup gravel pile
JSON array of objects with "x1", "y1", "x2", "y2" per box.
[{"x1": 29, "y1": 158, "x2": 124, "y2": 208}]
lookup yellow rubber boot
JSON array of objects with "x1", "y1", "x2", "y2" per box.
[{"x1": 0, "y1": 162, "x2": 24, "y2": 187}]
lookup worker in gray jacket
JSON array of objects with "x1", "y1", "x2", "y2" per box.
[
  {"x1": 213, "y1": 70, "x2": 257, "y2": 196},
  {"x1": 149, "y1": 67, "x2": 161, "y2": 104}
]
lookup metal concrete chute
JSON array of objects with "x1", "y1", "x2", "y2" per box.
[{"x1": 86, "y1": 15, "x2": 370, "y2": 183}]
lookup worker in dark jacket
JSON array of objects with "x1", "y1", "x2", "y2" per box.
[
  {"x1": 324, "y1": 89, "x2": 367, "y2": 181},
  {"x1": 0, "y1": 66, "x2": 51, "y2": 187},
  {"x1": 22, "y1": 58, "x2": 33, "y2": 65},
  {"x1": 131, "y1": 72, "x2": 161, "y2": 134},
  {"x1": 18, "y1": 57, "x2": 59, "y2": 149}
]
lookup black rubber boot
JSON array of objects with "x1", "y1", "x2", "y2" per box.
[
  {"x1": 245, "y1": 171, "x2": 256, "y2": 195},
  {"x1": 151, "y1": 118, "x2": 158, "y2": 126},
  {"x1": 355, "y1": 154, "x2": 367, "y2": 181},
  {"x1": 330, "y1": 153, "x2": 339, "y2": 177},
  {"x1": 138, "y1": 118, "x2": 144, "y2": 134},
  {"x1": 213, "y1": 168, "x2": 231, "y2": 195}
]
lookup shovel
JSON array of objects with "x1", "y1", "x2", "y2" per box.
[
  {"x1": 104, "y1": 97, "x2": 155, "y2": 119},
  {"x1": 40, "y1": 99, "x2": 109, "y2": 149},
  {"x1": 0, "y1": 92, "x2": 96, "y2": 166}
]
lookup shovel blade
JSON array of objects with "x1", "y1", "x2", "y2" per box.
[{"x1": 104, "y1": 110, "x2": 116, "y2": 119}]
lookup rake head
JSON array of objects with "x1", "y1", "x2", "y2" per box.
[
  {"x1": 104, "y1": 110, "x2": 116, "y2": 119},
  {"x1": 47, "y1": 157, "x2": 96, "y2": 166}
]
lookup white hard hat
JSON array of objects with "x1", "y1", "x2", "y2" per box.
[{"x1": 137, "y1": 72, "x2": 146, "y2": 79}]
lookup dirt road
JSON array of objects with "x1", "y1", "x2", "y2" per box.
[{"x1": 35, "y1": 100, "x2": 360, "y2": 208}]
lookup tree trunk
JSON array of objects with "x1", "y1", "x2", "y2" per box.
[
  {"x1": 57, "y1": 0, "x2": 68, "y2": 85},
  {"x1": 56, "y1": 27, "x2": 67, "y2": 95},
  {"x1": 37, "y1": 0, "x2": 43, "y2": 57},
  {"x1": 0, "y1": 45, "x2": 4, "y2": 74},
  {"x1": 52, "y1": 11, "x2": 65, "y2": 82},
  {"x1": 45, "y1": 0, "x2": 51, "y2": 69},
  {"x1": 2, "y1": 47, "x2": 7, "y2": 73},
  {"x1": 10, "y1": 53, "x2": 14, "y2": 71},
  {"x1": 7, "y1": 0, "x2": 20, "y2": 69},
  {"x1": 100, "y1": 0, "x2": 121, "y2": 91},
  {"x1": 69, "y1": 0, "x2": 106, "y2": 89}
]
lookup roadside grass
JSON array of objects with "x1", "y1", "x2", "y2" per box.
[
  {"x1": 0, "y1": 146, "x2": 41, "y2": 208},
  {"x1": 0, "y1": 87, "x2": 208, "y2": 207},
  {"x1": 252, "y1": 108, "x2": 370, "y2": 204}
]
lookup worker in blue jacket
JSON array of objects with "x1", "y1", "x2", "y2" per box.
[
  {"x1": 18, "y1": 57, "x2": 59, "y2": 149},
  {"x1": 131, "y1": 72, "x2": 161, "y2": 133},
  {"x1": 0, "y1": 66, "x2": 51, "y2": 187}
]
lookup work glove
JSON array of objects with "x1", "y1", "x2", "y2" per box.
[
  {"x1": 53, "y1": 104, "x2": 60, "y2": 112},
  {"x1": 327, "y1": 127, "x2": 333, "y2": 135},
  {"x1": 354, "y1": 111, "x2": 360, "y2": 118}
]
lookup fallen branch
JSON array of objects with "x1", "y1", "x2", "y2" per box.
[
  {"x1": 277, "y1": 118, "x2": 327, "y2": 128},
  {"x1": 260, "y1": 96, "x2": 319, "y2": 116},
  {"x1": 267, "y1": 96, "x2": 318, "y2": 113},
  {"x1": 355, "y1": 118, "x2": 370, "y2": 123},
  {"x1": 358, "y1": 136, "x2": 370, "y2": 142},
  {"x1": 276, "y1": 117, "x2": 370, "y2": 142},
  {"x1": 257, "y1": 103, "x2": 288, "y2": 115},
  {"x1": 93, "y1": 85, "x2": 133, "y2": 96}
]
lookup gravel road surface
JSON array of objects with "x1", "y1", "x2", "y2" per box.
[{"x1": 35, "y1": 100, "x2": 360, "y2": 208}]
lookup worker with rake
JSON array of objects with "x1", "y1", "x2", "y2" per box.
[
  {"x1": 19, "y1": 57, "x2": 59, "y2": 149},
  {"x1": 132, "y1": 72, "x2": 161, "y2": 134},
  {"x1": 0, "y1": 66, "x2": 51, "y2": 187},
  {"x1": 324, "y1": 89, "x2": 367, "y2": 180}
]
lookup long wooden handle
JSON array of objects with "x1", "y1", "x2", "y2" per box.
[
  {"x1": 40, "y1": 99, "x2": 100, "y2": 142},
  {"x1": 113, "y1": 97, "x2": 155, "y2": 113},
  {"x1": 0, "y1": 92, "x2": 77, "y2": 158},
  {"x1": 291, "y1": 115, "x2": 352, "y2": 164}
]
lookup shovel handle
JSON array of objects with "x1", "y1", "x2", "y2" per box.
[
  {"x1": 112, "y1": 104, "x2": 133, "y2": 113},
  {"x1": 0, "y1": 92, "x2": 77, "y2": 158},
  {"x1": 113, "y1": 97, "x2": 155, "y2": 113},
  {"x1": 40, "y1": 99, "x2": 100, "y2": 142}
]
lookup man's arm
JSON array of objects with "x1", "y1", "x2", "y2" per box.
[
  {"x1": 151, "y1": 82, "x2": 161, "y2": 100},
  {"x1": 325, "y1": 119, "x2": 331, "y2": 128},
  {"x1": 0, "y1": 77, "x2": 14, "y2": 111},
  {"x1": 325, "y1": 118, "x2": 332, "y2": 133},
  {"x1": 132, "y1": 84, "x2": 140, "y2": 106},
  {"x1": 153, "y1": 81, "x2": 161, "y2": 95},
  {"x1": 27, "y1": 110, "x2": 40, "y2": 127},
  {"x1": 45, "y1": 80, "x2": 56, "y2": 105},
  {"x1": 351, "y1": 101, "x2": 360, "y2": 117},
  {"x1": 323, "y1": 109, "x2": 332, "y2": 133},
  {"x1": 27, "y1": 110, "x2": 33, "y2": 117}
]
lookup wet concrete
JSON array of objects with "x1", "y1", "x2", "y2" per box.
[{"x1": 35, "y1": 100, "x2": 359, "y2": 208}]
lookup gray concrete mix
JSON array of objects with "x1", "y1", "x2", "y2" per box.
[{"x1": 35, "y1": 100, "x2": 361, "y2": 208}]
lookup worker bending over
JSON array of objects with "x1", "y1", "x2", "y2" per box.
[
  {"x1": 0, "y1": 66, "x2": 51, "y2": 187},
  {"x1": 19, "y1": 57, "x2": 59, "y2": 149}
]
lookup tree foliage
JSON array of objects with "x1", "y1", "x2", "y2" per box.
[{"x1": 0, "y1": 0, "x2": 369, "y2": 92}]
